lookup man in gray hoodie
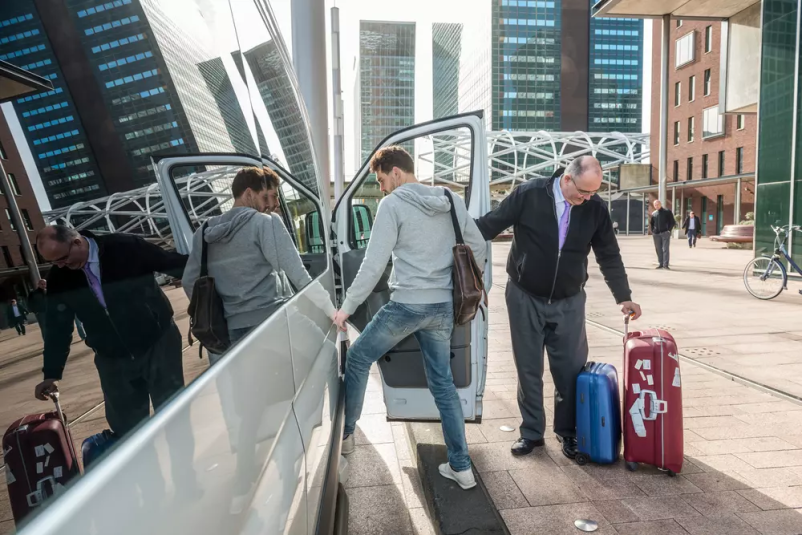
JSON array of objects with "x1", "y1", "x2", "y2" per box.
[
  {"x1": 183, "y1": 167, "x2": 335, "y2": 347},
  {"x1": 333, "y1": 146, "x2": 487, "y2": 490}
]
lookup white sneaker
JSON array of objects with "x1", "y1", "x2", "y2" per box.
[
  {"x1": 438, "y1": 463, "x2": 476, "y2": 490},
  {"x1": 342, "y1": 434, "x2": 355, "y2": 456}
]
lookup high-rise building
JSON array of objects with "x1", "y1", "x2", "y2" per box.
[
  {"x1": 243, "y1": 41, "x2": 318, "y2": 192},
  {"x1": 589, "y1": 14, "x2": 643, "y2": 132},
  {"x1": 0, "y1": 0, "x2": 253, "y2": 208},
  {"x1": 359, "y1": 21, "x2": 416, "y2": 161},
  {"x1": 432, "y1": 23, "x2": 462, "y2": 120},
  {"x1": 491, "y1": 0, "x2": 643, "y2": 133}
]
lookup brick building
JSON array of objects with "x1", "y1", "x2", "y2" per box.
[
  {"x1": 0, "y1": 109, "x2": 46, "y2": 316},
  {"x1": 650, "y1": 19, "x2": 756, "y2": 237}
]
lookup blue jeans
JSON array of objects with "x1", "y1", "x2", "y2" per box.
[
  {"x1": 687, "y1": 229, "x2": 698, "y2": 247},
  {"x1": 344, "y1": 301, "x2": 471, "y2": 472}
]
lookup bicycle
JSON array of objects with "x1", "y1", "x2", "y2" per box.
[{"x1": 743, "y1": 224, "x2": 802, "y2": 300}]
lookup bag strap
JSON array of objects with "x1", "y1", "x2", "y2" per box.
[
  {"x1": 199, "y1": 221, "x2": 209, "y2": 278},
  {"x1": 443, "y1": 189, "x2": 465, "y2": 246}
]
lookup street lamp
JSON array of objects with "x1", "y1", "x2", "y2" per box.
[{"x1": 0, "y1": 60, "x2": 54, "y2": 286}]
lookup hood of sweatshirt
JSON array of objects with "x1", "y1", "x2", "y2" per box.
[
  {"x1": 391, "y1": 183, "x2": 452, "y2": 216},
  {"x1": 204, "y1": 207, "x2": 259, "y2": 244}
]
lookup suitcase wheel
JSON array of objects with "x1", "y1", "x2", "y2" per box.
[
  {"x1": 575, "y1": 453, "x2": 589, "y2": 466},
  {"x1": 667, "y1": 470, "x2": 676, "y2": 477},
  {"x1": 626, "y1": 461, "x2": 638, "y2": 472}
]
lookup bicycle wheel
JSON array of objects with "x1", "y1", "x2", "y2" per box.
[{"x1": 743, "y1": 256, "x2": 786, "y2": 300}]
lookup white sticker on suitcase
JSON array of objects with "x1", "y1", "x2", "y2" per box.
[
  {"x1": 36, "y1": 462, "x2": 43, "y2": 474},
  {"x1": 5, "y1": 469, "x2": 15, "y2": 485},
  {"x1": 45, "y1": 455, "x2": 50, "y2": 467},
  {"x1": 54, "y1": 466, "x2": 63, "y2": 479},
  {"x1": 640, "y1": 371, "x2": 647, "y2": 381},
  {"x1": 635, "y1": 359, "x2": 643, "y2": 370},
  {"x1": 643, "y1": 360, "x2": 651, "y2": 370},
  {"x1": 647, "y1": 375, "x2": 654, "y2": 386},
  {"x1": 629, "y1": 401, "x2": 647, "y2": 437},
  {"x1": 43, "y1": 443, "x2": 54, "y2": 455},
  {"x1": 34, "y1": 445, "x2": 45, "y2": 458},
  {"x1": 632, "y1": 383, "x2": 641, "y2": 394},
  {"x1": 3, "y1": 445, "x2": 11, "y2": 457},
  {"x1": 673, "y1": 368, "x2": 681, "y2": 387},
  {"x1": 668, "y1": 352, "x2": 679, "y2": 361}
]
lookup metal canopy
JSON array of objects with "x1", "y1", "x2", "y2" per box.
[
  {"x1": 44, "y1": 130, "x2": 649, "y2": 242},
  {"x1": 0, "y1": 60, "x2": 53, "y2": 103},
  {"x1": 592, "y1": 0, "x2": 760, "y2": 20}
]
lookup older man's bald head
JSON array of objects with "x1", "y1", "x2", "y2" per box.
[
  {"x1": 560, "y1": 155, "x2": 603, "y2": 206},
  {"x1": 37, "y1": 225, "x2": 88, "y2": 269}
]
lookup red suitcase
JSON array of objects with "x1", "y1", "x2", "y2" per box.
[
  {"x1": 622, "y1": 317, "x2": 683, "y2": 475},
  {"x1": 3, "y1": 393, "x2": 81, "y2": 526}
]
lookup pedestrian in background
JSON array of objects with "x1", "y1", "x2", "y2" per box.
[
  {"x1": 682, "y1": 210, "x2": 702, "y2": 248},
  {"x1": 6, "y1": 298, "x2": 28, "y2": 336},
  {"x1": 476, "y1": 155, "x2": 641, "y2": 460},
  {"x1": 650, "y1": 199, "x2": 675, "y2": 269}
]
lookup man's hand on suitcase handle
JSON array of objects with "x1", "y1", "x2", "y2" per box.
[
  {"x1": 34, "y1": 378, "x2": 59, "y2": 401},
  {"x1": 619, "y1": 301, "x2": 642, "y2": 321}
]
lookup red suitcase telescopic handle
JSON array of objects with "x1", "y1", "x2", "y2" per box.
[{"x1": 48, "y1": 392, "x2": 80, "y2": 471}]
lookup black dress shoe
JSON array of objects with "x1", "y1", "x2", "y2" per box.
[
  {"x1": 557, "y1": 435, "x2": 578, "y2": 459},
  {"x1": 511, "y1": 437, "x2": 545, "y2": 456}
]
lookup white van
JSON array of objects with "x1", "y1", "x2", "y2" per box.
[{"x1": 18, "y1": 4, "x2": 492, "y2": 535}]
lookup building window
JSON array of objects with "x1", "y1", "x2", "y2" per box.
[
  {"x1": 689, "y1": 76, "x2": 696, "y2": 101},
  {"x1": 1, "y1": 246, "x2": 12, "y2": 268},
  {"x1": 737, "y1": 114, "x2": 745, "y2": 130},
  {"x1": 674, "y1": 121, "x2": 680, "y2": 145},
  {"x1": 0, "y1": 140, "x2": 6, "y2": 159},
  {"x1": 718, "y1": 150, "x2": 725, "y2": 176},
  {"x1": 675, "y1": 32, "x2": 696, "y2": 68},
  {"x1": 688, "y1": 116, "x2": 695, "y2": 142},
  {"x1": 21, "y1": 209, "x2": 33, "y2": 231},
  {"x1": 736, "y1": 147, "x2": 744, "y2": 174},
  {"x1": 703, "y1": 106, "x2": 724, "y2": 138},
  {"x1": 677, "y1": 19, "x2": 683, "y2": 28},
  {"x1": 4, "y1": 209, "x2": 15, "y2": 231},
  {"x1": 673, "y1": 160, "x2": 679, "y2": 182},
  {"x1": 687, "y1": 157, "x2": 693, "y2": 180},
  {"x1": 704, "y1": 69, "x2": 711, "y2": 96},
  {"x1": 701, "y1": 154, "x2": 708, "y2": 179},
  {"x1": 7, "y1": 173, "x2": 21, "y2": 196},
  {"x1": 675, "y1": 82, "x2": 681, "y2": 106},
  {"x1": 705, "y1": 25, "x2": 713, "y2": 53}
]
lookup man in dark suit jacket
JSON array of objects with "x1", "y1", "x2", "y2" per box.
[
  {"x1": 682, "y1": 210, "x2": 702, "y2": 248},
  {"x1": 6, "y1": 298, "x2": 28, "y2": 335}
]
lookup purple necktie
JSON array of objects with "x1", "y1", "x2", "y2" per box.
[
  {"x1": 558, "y1": 200, "x2": 570, "y2": 250},
  {"x1": 82, "y1": 265, "x2": 107, "y2": 309}
]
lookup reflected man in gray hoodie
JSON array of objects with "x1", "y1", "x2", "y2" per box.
[
  {"x1": 333, "y1": 146, "x2": 487, "y2": 490},
  {"x1": 183, "y1": 167, "x2": 335, "y2": 349}
]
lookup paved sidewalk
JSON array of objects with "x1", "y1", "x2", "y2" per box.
[{"x1": 479, "y1": 239, "x2": 802, "y2": 535}]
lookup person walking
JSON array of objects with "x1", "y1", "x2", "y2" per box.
[
  {"x1": 6, "y1": 298, "x2": 28, "y2": 336},
  {"x1": 475, "y1": 155, "x2": 642, "y2": 460},
  {"x1": 650, "y1": 199, "x2": 676, "y2": 269},
  {"x1": 682, "y1": 210, "x2": 702, "y2": 248},
  {"x1": 332, "y1": 146, "x2": 487, "y2": 490}
]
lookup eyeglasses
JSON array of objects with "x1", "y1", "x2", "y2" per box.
[
  {"x1": 52, "y1": 241, "x2": 74, "y2": 265},
  {"x1": 568, "y1": 175, "x2": 599, "y2": 196}
]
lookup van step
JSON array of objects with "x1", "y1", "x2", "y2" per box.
[{"x1": 406, "y1": 422, "x2": 509, "y2": 535}]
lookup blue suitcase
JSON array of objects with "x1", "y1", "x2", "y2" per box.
[
  {"x1": 575, "y1": 362, "x2": 621, "y2": 465},
  {"x1": 81, "y1": 430, "x2": 118, "y2": 469}
]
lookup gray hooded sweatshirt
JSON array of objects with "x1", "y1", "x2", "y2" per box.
[
  {"x1": 182, "y1": 207, "x2": 335, "y2": 330},
  {"x1": 341, "y1": 183, "x2": 488, "y2": 315}
]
